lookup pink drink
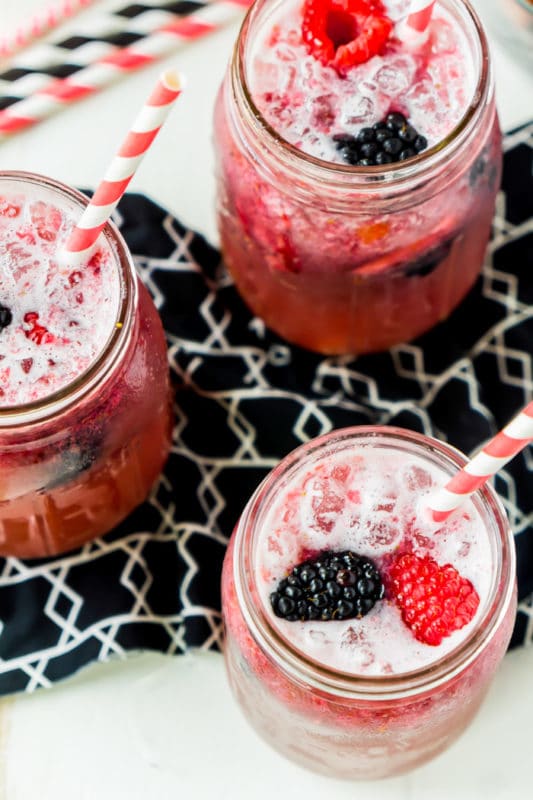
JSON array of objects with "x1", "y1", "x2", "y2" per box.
[
  {"x1": 214, "y1": 0, "x2": 501, "y2": 354},
  {"x1": 0, "y1": 172, "x2": 172, "y2": 558},
  {"x1": 249, "y1": 0, "x2": 473, "y2": 162},
  {"x1": 0, "y1": 186, "x2": 121, "y2": 406},
  {"x1": 221, "y1": 427, "x2": 517, "y2": 779}
]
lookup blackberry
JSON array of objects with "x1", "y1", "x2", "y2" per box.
[
  {"x1": 0, "y1": 304, "x2": 13, "y2": 331},
  {"x1": 334, "y1": 112, "x2": 429, "y2": 167},
  {"x1": 403, "y1": 236, "x2": 455, "y2": 278},
  {"x1": 270, "y1": 550, "x2": 385, "y2": 622}
]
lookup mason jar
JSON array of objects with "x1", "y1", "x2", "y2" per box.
[
  {"x1": 0, "y1": 172, "x2": 172, "y2": 559},
  {"x1": 221, "y1": 426, "x2": 517, "y2": 779},
  {"x1": 214, "y1": 0, "x2": 501, "y2": 354}
]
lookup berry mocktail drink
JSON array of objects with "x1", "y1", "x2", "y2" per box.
[
  {"x1": 214, "y1": 0, "x2": 501, "y2": 354},
  {"x1": 221, "y1": 427, "x2": 516, "y2": 779},
  {"x1": 0, "y1": 172, "x2": 172, "y2": 558}
]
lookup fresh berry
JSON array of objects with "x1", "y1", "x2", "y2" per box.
[
  {"x1": 402, "y1": 236, "x2": 454, "y2": 277},
  {"x1": 271, "y1": 550, "x2": 385, "y2": 622},
  {"x1": 302, "y1": 0, "x2": 393, "y2": 77},
  {"x1": 387, "y1": 553, "x2": 480, "y2": 646},
  {"x1": 23, "y1": 311, "x2": 55, "y2": 345},
  {"x1": 0, "y1": 304, "x2": 13, "y2": 331},
  {"x1": 334, "y1": 112, "x2": 429, "y2": 166}
]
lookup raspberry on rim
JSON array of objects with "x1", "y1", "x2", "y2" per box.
[{"x1": 301, "y1": 0, "x2": 393, "y2": 76}]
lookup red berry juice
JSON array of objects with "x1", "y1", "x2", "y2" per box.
[
  {"x1": 0, "y1": 173, "x2": 172, "y2": 558},
  {"x1": 221, "y1": 427, "x2": 516, "y2": 779},
  {"x1": 214, "y1": 0, "x2": 501, "y2": 354}
]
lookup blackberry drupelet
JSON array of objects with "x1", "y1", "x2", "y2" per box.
[
  {"x1": 270, "y1": 550, "x2": 385, "y2": 622},
  {"x1": 333, "y1": 112, "x2": 428, "y2": 167},
  {"x1": 0, "y1": 304, "x2": 13, "y2": 331}
]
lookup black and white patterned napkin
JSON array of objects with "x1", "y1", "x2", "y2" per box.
[{"x1": 0, "y1": 121, "x2": 531, "y2": 695}]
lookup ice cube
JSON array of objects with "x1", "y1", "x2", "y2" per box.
[
  {"x1": 404, "y1": 465, "x2": 434, "y2": 492},
  {"x1": 342, "y1": 95, "x2": 375, "y2": 126},
  {"x1": 360, "y1": 515, "x2": 403, "y2": 554},
  {"x1": 375, "y1": 64, "x2": 410, "y2": 95},
  {"x1": 310, "y1": 479, "x2": 345, "y2": 533},
  {"x1": 431, "y1": 24, "x2": 456, "y2": 54}
]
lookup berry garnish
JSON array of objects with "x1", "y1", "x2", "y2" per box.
[
  {"x1": 387, "y1": 553, "x2": 480, "y2": 646},
  {"x1": 302, "y1": 0, "x2": 393, "y2": 76},
  {"x1": 333, "y1": 112, "x2": 428, "y2": 166},
  {"x1": 271, "y1": 550, "x2": 385, "y2": 622},
  {"x1": 0, "y1": 304, "x2": 13, "y2": 331}
]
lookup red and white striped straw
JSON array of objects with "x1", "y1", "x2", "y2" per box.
[
  {"x1": 397, "y1": 1, "x2": 436, "y2": 41},
  {"x1": 0, "y1": 0, "x2": 250, "y2": 138},
  {"x1": 64, "y1": 69, "x2": 184, "y2": 264},
  {"x1": 427, "y1": 400, "x2": 533, "y2": 524},
  {"x1": 0, "y1": 0, "x2": 97, "y2": 60}
]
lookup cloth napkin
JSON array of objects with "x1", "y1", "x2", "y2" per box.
[{"x1": 0, "y1": 121, "x2": 531, "y2": 695}]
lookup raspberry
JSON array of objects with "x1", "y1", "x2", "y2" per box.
[
  {"x1": 301, "y1": 0, "x2": 393, "y2": 76},
  {"x1": 387, "y1": 553, "x2": 480, "y2": 646},
  {"x1": 23, "y1": 311, "x2": 55, "y2": 345},
  {"x1": 0, "y1": 198, "x2": 21, "y2": 218}
]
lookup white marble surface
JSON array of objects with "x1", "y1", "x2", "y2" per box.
[{"x1": 0, "y1": 1, "x2": 532, "y2": 798}]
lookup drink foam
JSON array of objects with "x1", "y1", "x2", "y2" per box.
[
  {"x1": 248, "y1": 0, "x2": 476, "y2": 163},
  {"x1": 256, "y1": 442, "x2": 494, "y2": 676},
  {"x1": 0, "y1": 182, "x2": 122, "y2": 407}
]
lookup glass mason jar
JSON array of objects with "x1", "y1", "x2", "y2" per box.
[
  {"x1": 221, "y1": 426, "x2": 517, "y2": 780},
  {"x1": 0, "y1": 172, "x2": 172, "y2": 559},
  {"x1": 213, "y1": 0, "x2": 502, "y2": 355}
]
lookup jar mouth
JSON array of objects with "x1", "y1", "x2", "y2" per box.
[
  {"x1": 233, "y1": 0, "x2": 492, "y2": 187},
  {"x1": 0, "y1": 171, "x2": 136, "y2": 426},
  {"x1": 233, "y1": 426, "x2": 515, "y2": 700}
]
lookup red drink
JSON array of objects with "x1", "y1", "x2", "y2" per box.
[
  {"x1": 221, "y1": 427, "x2": 516, "y2": 779},
  {"x1": 0, "y1": 172, "x2": 172, "y2": 558},
  {"x1": 214, "y1": 0, "x2": 501, "y2": 354}
]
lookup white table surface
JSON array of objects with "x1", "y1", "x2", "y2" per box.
[{"x1": 0, "y1": 1, "x2": 532, "y2": 798}]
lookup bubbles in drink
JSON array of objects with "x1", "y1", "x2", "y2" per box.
[
  {"x1": 404, "y1": 464, "x2": 434, "y2": 492},
  {"x1": 248, "y1": 0, "x2": 476, "y2": 162},
  {"x1": 257, "y1": 441, "x2": 493, "y2": 677},
  {"x1": 0, "y1": 186, "x2": 121, "y2": 406}
]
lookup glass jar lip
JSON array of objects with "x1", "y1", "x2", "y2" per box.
[
  {"x1": 233, "y1": 425, "x2": 516, "y2": 700},
  {"x1": 233, "y1": 0, "x2": 492, "y2": 187},
  {"x1": 0, "y1": 170, "x2": 136, "y2": 425}
]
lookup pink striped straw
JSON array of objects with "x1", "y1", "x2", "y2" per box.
[
  {"x1": 64, "y1": 69, "x2": 183, "y2": 264},
  {"x1": 398, "y1": 1, "x2": 436, "y2": 41},
  {"x1": 427, "y1": 400, "x2": 533, "y2": 523},
  {"x1": 0, "y1": 0, "x2": 250, "y2": 138},
  {"x1": 0, "y1": 0, "x2": 97, "y2": 60}
]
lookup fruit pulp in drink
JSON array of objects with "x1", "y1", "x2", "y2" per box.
[
  {"x1": 0, "y1": 176, "x2": 172, "y2": 558},
  {"x1": 214, "y1": 0, "x2": 501, "y2": 353},
  {"x1": 221, "y1": 428, "x2": 516, "y2": 778}
]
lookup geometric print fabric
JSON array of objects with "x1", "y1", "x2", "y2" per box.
[{"x1": 0, "y1": 121, "x2": 531, "y2": 695}]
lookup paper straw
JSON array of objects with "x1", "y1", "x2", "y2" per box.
[
  {"x1": 0, "y1": 0, "x2": 97, "y2": 60},
  {"x1": 397, "y1": 1, "x2": 436, "y2": 42},
  {"x1": 427, "y1": 400, "x2": 533, "y2": 523},
  {"x1": 64, "y1": 69, "x2": 183, "y2": 264},
  {"x1": 0, "y1": 0, "x2": 250, "y2": 138}
]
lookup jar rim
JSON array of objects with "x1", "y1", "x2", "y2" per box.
[
  {"x1": 232, "y1": 0, "x2": 493, "y2": 190},
  {"x1": 233, "y1": 425, "x2": 516, "y2": 701},
  {"x1": 0, "y1": 170, "x2": 136, "y2": 426}
]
